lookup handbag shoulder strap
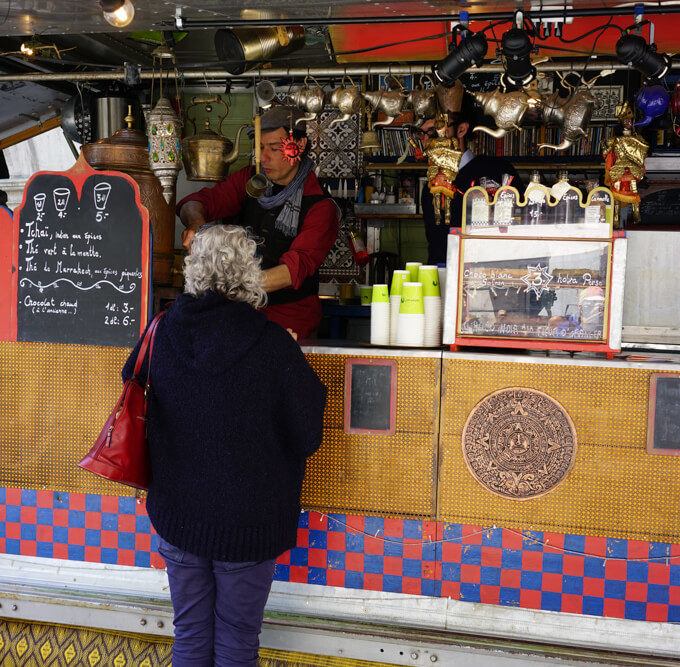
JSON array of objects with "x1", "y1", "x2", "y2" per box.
[{"x1": 133, "y1": 311, "x2": 165, "y2": 378}]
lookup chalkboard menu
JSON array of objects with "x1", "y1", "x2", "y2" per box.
[
  {"x1": 344, "y1": 358, "x2": 397, "y2": 435},
  {"x1": 647, "y1": 374, "x2": 680, "y2": 455},
  {"x1": 13, "y1": 160, "x2": 150, "y2": 347},
  {"x1": 639, "y1": 188, "x2": 680, "y2": 226}
]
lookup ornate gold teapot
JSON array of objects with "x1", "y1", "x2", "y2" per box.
[
  {"x1": 363, "y1": 84, "x2": 409, "y2": 127},
  {"x1": 539, "y1": 89, "x2": 596, "y2": 152},
  {"x1": 472, "y1": 88, "x2": 533, "y2": 138},
  {"x1": 181, "y1": 96, "x2": 247, "y2": 182},
  {"x1": 407, "y1": 75, "x2": 437, "y2": 127}
]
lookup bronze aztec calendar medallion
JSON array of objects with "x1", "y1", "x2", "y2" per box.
[{"x1": 462, "y1": 387, "x2": 577, "y2": 500}]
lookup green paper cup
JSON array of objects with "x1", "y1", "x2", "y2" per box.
[
  {"x1": 399, "y1": 282, "x2": 424, "y2": 315},
  {"x1": 360, "y1": 285, "x2": 372, "y2": 306},
  {"x1": 418, "y1": 264, "x2": 441, "y2": 297},
  {"x1": 390, "y1": 269, "x2": 410, "y2": 297},
  {"x1": 372, "y1": 284, "x2": 389, "y2": 303},
  {"x1": 405, "y1": 261, "x2": 422, "y2": 282}
]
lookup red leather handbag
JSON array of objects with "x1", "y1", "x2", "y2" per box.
[{"x1": 78, "y1": 312, "x2": 164, "y2": 490}]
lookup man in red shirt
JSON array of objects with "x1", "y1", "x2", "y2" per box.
[{"x1": 177, "y1": 106, "x2": 339, "y2": 339}]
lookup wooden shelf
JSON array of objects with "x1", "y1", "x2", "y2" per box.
[{"x1": 364, "y1": 159, "x2": 605, "y2": 172}]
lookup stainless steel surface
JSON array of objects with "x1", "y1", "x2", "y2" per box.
[
  {"x1": 623, "y1": 231, "x2": 680, "y2": 332},
  {"x1": 301, "y1": 344, "x2": 442, "y2": 358},
  {"x1": 0, "y1": 61, "x2": 633, "y2": 83},
  {"x1": 95, "y1": 96, "x2": 127, "y2": 140}
]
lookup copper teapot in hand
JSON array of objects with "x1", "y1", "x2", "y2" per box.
[{"x1": 182, "y1": 96, "x2": 246, "y2": 182}]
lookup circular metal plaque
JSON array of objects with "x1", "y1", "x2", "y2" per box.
[{"x1": 462, "y1": 387, "x2": 577, "y2": 500}]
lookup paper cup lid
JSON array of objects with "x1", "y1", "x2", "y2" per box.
[
  {"x1": 372, "y1": 284, "x2": 389, "y2": 302},
  {"x1": 399, "y1": 282, "x2": 424, "y2": 314}
]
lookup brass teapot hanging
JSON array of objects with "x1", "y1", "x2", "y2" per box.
[{"x1": 182, "y1": 96, "x2": 247, "y2": 182}]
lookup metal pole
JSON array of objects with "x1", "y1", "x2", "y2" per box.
[
  {"x1": 167, "y1": 6, "x2": 680, "y2": 28},
  {"x1": 0, "y1": 61, "x2": 634, "y2": 83}
]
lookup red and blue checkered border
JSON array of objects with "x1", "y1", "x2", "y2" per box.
[{"x1": 0, "y1": 488, "x2": 678, "y2": 623}]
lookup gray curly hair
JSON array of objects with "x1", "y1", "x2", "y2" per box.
[{"x1": 183, "y1": 225, "x2": 267, "y2": 308}]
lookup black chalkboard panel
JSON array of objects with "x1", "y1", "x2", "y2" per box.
[
  {"x1": 344, "y1": 358, "x2": 396, "y2": 435},
  {"x1": 647, "y1": 374, "x2": 680, "y2": 454},
  {"x1": 639, "y1": 188, "x2": 680, "y2": 226},
  {"x1": 15, "y1": 167, "x2": 149, "y2": 347},
  {"x1": 459, "y1": 71, "x2": 502, "y2": 93}
]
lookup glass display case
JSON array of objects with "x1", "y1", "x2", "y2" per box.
[{"x1": 443, "y1": 185, "x2": 627, "y2": 357}]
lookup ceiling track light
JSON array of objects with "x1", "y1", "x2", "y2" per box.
[
  {"x1": 431, "y1": 31, "x2": 488, "y2": 88},
  {"x1": 616, "y1": 33, "x2": 671, "y2": 82},
  {"x1": 500, "y1": 26, "x2": 536, "y2": 90},
  {"x1": 99, "y1": 0, "x2": 135, "y2": 28}
]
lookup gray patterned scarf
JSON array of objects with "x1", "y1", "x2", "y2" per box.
[{"x1": 257, "y1": 157, "x2": 314, "y2": 238}]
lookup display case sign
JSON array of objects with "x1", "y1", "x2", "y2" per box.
[
  {"x1": 459, "y1": 239, "x2": 610, "y2": 341},
  {"x1": 0, "y1": 156, "x2": 151, "y2": 346},
  {"x1": 343, "y1": 358, "x2": 397, "y2": 435},
  {"x1": 647, "y1": 374, "x2": 680, "y2": 456}
]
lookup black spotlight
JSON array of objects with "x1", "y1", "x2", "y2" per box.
[
  {"x1": 616, "y1": 33, "x2": 671, "y2": 81},
  {"x1": 500, "y1": 27, "x2": 536, "y2": 89},
  {"x1": 432, "y1": 32, "x2": 488, "y2": 87}
]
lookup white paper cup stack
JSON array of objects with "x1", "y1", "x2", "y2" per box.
[
  {"x1": 370, "y1": 284, "x2": 390, "y2": 345},
  {"x1": 396, "y1": 282, "x2": 425, "y2": 347},
  {"x1": 418, "y1": 265, "x2": 442, "y2": 347},
  {"x1": 389, "y1": 270, "x2": 410, "y2": 345}
]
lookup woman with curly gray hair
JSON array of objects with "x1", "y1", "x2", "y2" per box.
[{"x1": 122, "y1": 224, "x2": 327, "y2": 666}]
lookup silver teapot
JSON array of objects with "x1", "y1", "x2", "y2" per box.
[
  {"x1": 287, "y1": 76, "x2": 326, "y2": 125},
  {"x1": 329, "y1": 76, "x2": 362, "y2": 128}
]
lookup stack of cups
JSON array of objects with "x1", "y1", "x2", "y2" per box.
[
  {"x1": 396, "y1": 282, "x2": 425, "y2": 347},
  {"x1": 370, "y1": 284, "x2": 390, "y2": 345},
  {"x1": 419, "y1": 265, "x2": 442, "y2": 347},
  {"x1": 406, "y1": 261, "x2": 422, "y2": 283},
  {"x1": 389, "y1": 270, "x2": 410, "y2": 345},
  {"x1": 360, "y1": 285, "x2": 372, "y2": 306}
]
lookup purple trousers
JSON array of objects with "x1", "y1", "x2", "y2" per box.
[{"x1": 158, "y1": 537, "x2": 276, "y2": 667}]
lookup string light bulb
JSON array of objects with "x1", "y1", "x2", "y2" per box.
[
  {"x1": 20, "y1": 43, "x2": 34, "y2": 56},
  {"x1": 99, "y1": 0, "x2": 135, "y2": 28}
]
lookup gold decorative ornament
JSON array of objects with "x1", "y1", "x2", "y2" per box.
[
  {"x1": 425, "y1": 114, "x2": 462, "y2": 225},
  {"x1": 603, "y1": 101, "x2": 649, "y2": 224},
  {"x1": 462, "y1": 387, "x2": 577, "y2": 500}
]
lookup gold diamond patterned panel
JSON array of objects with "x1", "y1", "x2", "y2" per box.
[
  {"x1": 439, "y1": 358, "x2": 680, "y2": 542},
  {"x1": 302, "y1": 353, "x2": 440, "y2": 518},
  {"x1": 0, "y1": 341, "x2": 136, "y2": 496},
  {"x1": 0, "y1": 619, "x2": 171, "y2": 666}
]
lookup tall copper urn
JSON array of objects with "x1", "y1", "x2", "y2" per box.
[{"x1": 82, "y1": 117, "x2": 176, "y2": 285}]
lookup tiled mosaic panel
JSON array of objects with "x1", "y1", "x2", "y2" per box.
[{"x1": 0, "y1": 488, "x2": 678, "y2": 624}]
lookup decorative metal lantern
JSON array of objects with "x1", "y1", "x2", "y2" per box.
[{"x1": 146, "y1": 46, "x2": 183, "y2": 204}]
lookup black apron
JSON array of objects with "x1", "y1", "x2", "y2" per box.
[{"x1": 238, "y1": 186, "x2": 329, "y2": 306}]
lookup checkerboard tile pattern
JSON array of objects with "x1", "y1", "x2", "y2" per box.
[
  {"x1": 274, "y1": 513, "x2": 439, "y2": 596},
  {"x1": 0, "y1": 488, "x2": 678, "y2": 623}
]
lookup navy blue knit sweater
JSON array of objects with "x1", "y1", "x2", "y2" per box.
[{"x1": 122, "y1": 291, "x2": 327, "y2": 562}]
